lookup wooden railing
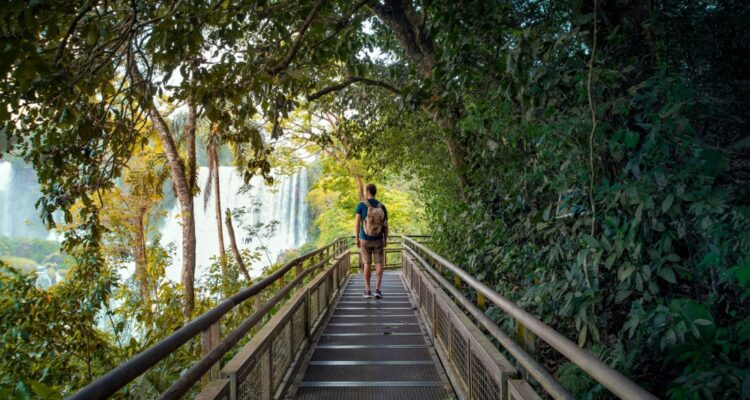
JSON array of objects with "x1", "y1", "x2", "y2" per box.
[
  {"x1": 70, "y1": 237, "x2": 350, "y2": 400},
  {"x1": 401, "y1": 236, "x2": 658, "y2": 400}
]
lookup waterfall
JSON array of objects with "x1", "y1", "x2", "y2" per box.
[
  {"x1": 0, "y1": 161, "x2": 11, "y2": 237},
  {"x1": 161, "y1": 166, "x2": 310, "y2": 281},
  {"x1": 0, "y1": 160, "x2": 51, "y2": 239}
]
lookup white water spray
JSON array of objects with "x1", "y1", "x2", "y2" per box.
[{"x1": 160, "y1": 167, "x2": 310, "y2": 281}]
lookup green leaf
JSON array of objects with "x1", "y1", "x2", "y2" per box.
[
  {"x1": 578, "y1": 325, "x2": 588, "y2": 347},
  {"x1": 29, "y1": 381, "x2": 61, "y2": 400},
  {"x1": 732, "y1": 261, "x2": 750, "y2": 288},
  {"x1": 103, "y1": 82, "x2": 116, "y2": 97},
  {"x1": 624, "y1": 131, "x2": 639, "y2": 148},
  {"x1": 661, "y1": 194, "x2": 673, "y2": 213},
  {"x1": 543, "y1": 204, "x2": 552, "y2": 221},
  {"x1": 619, "y1": 264, "x2": 636, "y2": 281},
  {"x1": 86, "y1": 24, "x2": 99, "y2": 46},
  {"x1": 658, "y1": 267, "x2": 677, "y2": 284},
  {"x1": 582, "y1": 234, "x2": 598, "y2": 248},
  {"x1": 604, "y1": 253, "x2": 617, "y2": 270},
  {"x1": 615, "y1": 290, "x2": 631, "y2": 303}
]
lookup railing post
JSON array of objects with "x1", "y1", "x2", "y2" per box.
[
  {"x1": 477, "y1": 292, "x2": 486, "y2": 310},
  {"x1": 295, "y1": 261, "x2": 303, "y2": 278},
  {"x1": 304, "y1": 288, "x2": 311, "y2": 338},
  {"x1": 201, "y1": 320, "x2": 221, "y2": 386},
  {"x1": 516, "y1": 322, "x2": 537, "y2": 358}
]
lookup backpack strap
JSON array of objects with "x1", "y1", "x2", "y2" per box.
[{"x1": 363, "y1": 200, "x2": 383, "y2": 210}]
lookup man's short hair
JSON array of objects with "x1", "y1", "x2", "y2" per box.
[{"x1": 366, "y1": 183, "x2": 377, "y2": 196}]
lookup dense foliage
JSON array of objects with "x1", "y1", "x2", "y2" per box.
[
  {"x1": 358, "y1": 1, "x2": 750, "y2": 397},
  {"x1": 307, "y1": 159, "x2": 425, "y2": 244},
  {"x1": 1, "y1": 0, "x2": 748, "y2": 398},
  {"x1": 0, "y1": 236, "x2": 63, "y2": 268}
]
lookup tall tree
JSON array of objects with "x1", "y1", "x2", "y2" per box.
[
  {"x1": 129, "y1": 62, "x2": 198, "y2": 317},
  {"x1": 204, "y1": 123, "x2": 228, "y2": 276}
]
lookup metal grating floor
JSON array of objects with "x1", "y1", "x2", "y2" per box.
[
  {"x1": 294, "y1": 386, "x2": 450, "y2": 400},
  {"x1": 288, "y1": 271, "x2": 455, "y2": 400}
]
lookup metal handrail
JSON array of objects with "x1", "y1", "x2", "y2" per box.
[
  {"x1": 403, "y1": 245, "x2": 574, "y2": 399},
  {"x1": 158, "y1": 252, "x2": 338, "y2": 399},
  {"x1": 402, "y1": 236, "x2": 658, "y2": 400},
  {"x1": 70, "y1": 236, "x2": 348, "y2": 400}
]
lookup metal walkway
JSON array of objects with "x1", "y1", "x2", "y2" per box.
[
  {"x1": 72, "y1": 236, "x2": 658, "y2": 400},
  {"x1": 287, "y1": 271, "x2": 455, "y2": 400}
]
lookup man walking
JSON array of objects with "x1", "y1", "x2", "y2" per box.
[{"x1": 355, "y1": 183, "x2": 388, "y2": 299}]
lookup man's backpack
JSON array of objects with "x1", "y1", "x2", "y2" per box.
[{"x1": 362, "y1": 201, "x2": 386, "y2": 236}]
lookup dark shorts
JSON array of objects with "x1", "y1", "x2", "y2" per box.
[{"x1": 360, "y1": 239, "x2": 384, "y2": 265}]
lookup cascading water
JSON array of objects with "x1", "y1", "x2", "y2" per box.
[
  {"x1": 0, "y1": 160, "x2": 311, "y2": 283},
  {"x1": 0, "y1": 161, "x2": 12, "y2": 237},
  {"x1": 160, "y1": 166, "x2": 310, "y2": 281},
  {"x1": 0, "y1": 160, "x2": 50, "y2": 239}
]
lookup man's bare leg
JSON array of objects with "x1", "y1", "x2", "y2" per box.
[
  {"x1": 375, "y1": 263, "x2": 383, "y2": 291},
  {"x1": 364, "y1": 262, "x2": 372, "y2": 292}
]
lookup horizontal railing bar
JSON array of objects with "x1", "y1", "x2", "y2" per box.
[
  {"x1": 402, "y1": 236, "x2": 658, "y2": 400},
  {"x1": 403, "y1": 245, "x2": 573, "y2": 400},
  {"x1": 158, "y1": 251, "x2": 343, "y2": 400}
]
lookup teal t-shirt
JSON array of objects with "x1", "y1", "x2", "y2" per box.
[{"x1": 356, "y1": 199, "x2": 387, "y2": 240}]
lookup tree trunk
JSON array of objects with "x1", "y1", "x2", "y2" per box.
[
  {"x1": 133, "y1": 207, "x2": 150, "y2": 303},
  {"x1": 153, "y1": 109, "x2": 196, "y2": 318},
  {"x1": 225, "y1": 209, "x2": 252, "y2": 281},
  {"x1": 206, "y1": 129, "x2": 227, "y2": 275},
  {"x1": 371, "y1": 0, "x2": 469, "y2": 197},
  {"x1": 355, "y1": 175, "x2": 365, "y2": 201},
  {"x1": 185, "y1": 97, "x2": 198, "y2": 194},
  {"x1": 129, "y1": 63, "x2": 197, "y2": 318}
]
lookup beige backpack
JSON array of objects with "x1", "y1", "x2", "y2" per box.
[{"x1": 362, "y1": 201, "x2": 386, "y2": 236}]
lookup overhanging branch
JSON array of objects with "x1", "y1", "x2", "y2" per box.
[
  {"x1": 266, "y1": 0, "x2": 327, "y2": 76},
  {"x1": 306, "y1": 76, "x2": 401, "y2": 101},
  {"x1": 310, "y1": 0, "x2": 371, "y2": 50}
]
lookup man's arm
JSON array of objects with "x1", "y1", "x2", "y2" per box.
[
  {"x1": 355, "y1": 214, "x2": 362, "y2": 248},
  {"x1": 382, "y1": 206, "x2": 388, "y2": 247}
]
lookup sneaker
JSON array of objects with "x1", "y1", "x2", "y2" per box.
[
  {"x1": 363, "y1": 290, "x2": 373, "y2": 299},
  {"x1": 374, "y1": 289, "x2": 383, "y2": 299}
]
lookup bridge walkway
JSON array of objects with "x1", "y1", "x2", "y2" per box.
[
  {"x1": 70, "y1": 236, "x2": 658, "y2": 400},
  {"x1": 287, "y1": 270, "x2": 455, "y2": 399}
]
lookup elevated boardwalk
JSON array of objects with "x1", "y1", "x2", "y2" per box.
[
  {"x1": 288, "y1": 271, "x2": 455, "y2": 399},
  {"x1": 70, "y1": 236, "x2": 658, "y2": 400}
]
